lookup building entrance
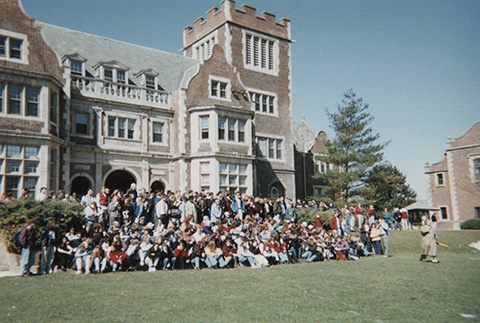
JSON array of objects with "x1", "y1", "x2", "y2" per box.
[
  {"x1": 105, "y1": 170, "x2": 136, "y2": 194},
  {"x1": 150, "y1": 180, "x2": 165, "y2": 193},
  {"x1": 71, "y1": 176, "x2": 92, "y2": 198}
]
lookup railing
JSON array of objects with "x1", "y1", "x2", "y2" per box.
[{"x1": 71, "y1": 76, "x2": 170, "y2": 106}]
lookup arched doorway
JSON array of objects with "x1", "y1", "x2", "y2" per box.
[
  {"x1": 71, "y1": 176, "x2": 92, "y2": 198},
  {"x1": 105, "y1": 170, "x2": 136, "y2": 194},
  {"x1": 270, "y1": 183, "x2": 285, "y2": 198},
  {"x1": 150, "y1": 180, "x2": 165, "y2": 193}
]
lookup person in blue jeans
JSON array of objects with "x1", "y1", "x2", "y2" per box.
[{"x1": 19, "y1": 219, "x2": 37, "y2": 277}]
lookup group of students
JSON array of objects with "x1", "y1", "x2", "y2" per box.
[{"x1": 16, "y1": 187, "x2": 397, "y2": 276}]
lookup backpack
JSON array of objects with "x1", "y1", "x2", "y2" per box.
[{"x1": 14, "y1": 228, "x2": 27, "y2": 248}]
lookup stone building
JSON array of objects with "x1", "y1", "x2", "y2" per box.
[
  {"x1": 292, "y1": 118, "x2": 333, "y2": 199},
  {"x1": 425, "y1": 122, "x2": 480, "y2": 229},
  {"x1": 0, "y1": 0, "x2": 295, "y2": 198}
]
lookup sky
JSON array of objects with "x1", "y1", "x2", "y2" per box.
[{"x1": 20, "y1": 0, "x2": 480, "y2": 200}]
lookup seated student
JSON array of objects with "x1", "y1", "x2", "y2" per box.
[
  {"x1": 75, "y1": 240, "x2": 93, "y2": 275},
  {"x1": 323, "y1": 236, "x2": 336, "y2": 260},
  {"x1": 145, "y1": 243, "x2": 162, "y2": 272},
  {"x1": 204, "y1": 240, "x2": 225, "y2": 269},
  {"x1": 66, "y1": 227, "x2": 82, "y2": 248},
  {"x1": 249, "y1": 239, "x2": 269, "y2": 267},
  {"x1": 159, "y1": 243, "x2": 174, "y2": 270},
  {"x1": 172, "y1": 242, "x2": 189, "y2": 270},
  {"x1": 108, "y1": 245, "x2": 127, "y2": 272},
  {"x1": 92, "y1": 245, "x2": 107, "y2": 274},
  {"x1": 191, "y1": 241, "x2": 206, "y2": 269},
  {"x1": 262, "y1": 244, "x2": 277, "y2": 266},
  {"x1": 301, "y1": 238, "x2": 321, "y2": 263},
  {"x1": 222, "y1": 238, "x2": 238, "y2": 268},
  {"x1": 335, "y1": 236, "x2": 350, "y2": 261},
  {"x1": 125, "y1": 239, "x2": 141, "y2": 270},
  {"x1": 237, "y1": 241, "x2": 260, "y2": 268},
  {"x1": 52, "y1": 235, "x2": 74, "y2": 272}
]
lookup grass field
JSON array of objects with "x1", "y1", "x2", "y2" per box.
[{"x1": 1, "y1": 231, "x2": 479, "y2": 322}]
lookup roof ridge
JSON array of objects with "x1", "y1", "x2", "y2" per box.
[{"x1": 36, "y1": 21, "x2": 197, "y2": 62}]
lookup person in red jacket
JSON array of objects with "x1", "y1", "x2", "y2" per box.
[
  {"x1": 173, "y1": 242, "x2": 189, "y2": 270},
  {"x1": 314, "y1": 214, "x2": 323, "y2": 229},
  {"x1": 329, "y1": 211, "x2": 340, "y2": 235}
]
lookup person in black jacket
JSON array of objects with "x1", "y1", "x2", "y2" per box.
[
  {"x1": 19, "y1": 219, "x2": 37, "y2": 277},
  {"x1": 39, "y1": 219, "x2": 60, "y2": 274}
]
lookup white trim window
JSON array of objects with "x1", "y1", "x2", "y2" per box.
[
  {"x1": 194, "y1": 32, "x2": 217, "y2": 61},
  {"x1": 2, "y1": 145, "x2": 39, "y2": 198},
  {"x1": 436, "y1": 173, "x2": 445, "y2": 186},
  {"x1": 439, "y1": 206, "x2": 449, "y2": 220},
  {"x1": 219, "y1": 162, "x2": 247, "y2": 195},
  {"x1": 257, "y1": 136, "x2": 283, "y2": 161},
  {"x1": 209, "y1": 76, "x2": 230, "y2": 101},
  {"x1": 472, "y1": 158, "x2": 480, "y2": 183},
  {"x1": 71, "y1": 60, "x2": 84, "y2": 75},
  {"x1": 244, "y1": 31, "x2": 277, "y2": 74},
  {"x1": 108, "y1": 117, "x2": 136, "y2": 140},
  {"x1": 0, "y1": 29, "x2": 28, "y2": 64},
  {"x1": 218, "y1": 116, "x2": 246, "y2": 143},
  {"x1": 200, "y1": 161, "x2": 210, "y2": 191},
  {"x1": 1, "y1": 83, "x2": 41, "y2": 117},
  {"x1": 200, "y1": 116, "x2": 209, "y2": 140},
  {"x1": 249, "y1": 90, "x2": 276, "y2": 115},
  {"x1": 152, "y1": 122, "x2": 164, "y2": 143},
  {"x1": 74, "y1": 112, "x2": 90, "y2": 136}
]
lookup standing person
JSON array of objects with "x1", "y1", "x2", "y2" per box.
[
  {"x1": 231, "y1": 192, "x2": 245, "y2": 220},
  {"x1": 343, "y1": 205, "x2": 352, "y2": 235},
  {"x1": 400, "y1": 207, "x2": 410, "y2": 230},
  {"x1": 36, "y1": 187, "x2": 48, "y2": 202},
  {"x1": 329, "y1": 211, "x2": 340, "y2": 235},
  {"x1": 419, "y1": 219, "x2": 439, "y2": 263},
  {"x1": 367, "y1": 205, "x2": 375, "y2": 226},
  {"x1": 378, "y1": 218, "x2": 390, "y2": 257},
  {"x1": 125, "y1": 183, "x2": 138, "y2": 199},
  {"x1": 370, "y1": 220, "x2": 382, "y2": 255},
  {"x1": 184, "y1": 195, "x2": 197, "y2": 224},
  {"x1": 80, "y1": 188, "x2": 95, "y2": 207},
  {"x1": 155, "y1": 194, "x2": 169, "y2": 228},
  {"x1": 19, "y1": 219, "x2": 37, "y2": 277},
  {"x1": 355, "y1": 203, "x2": 364, "y2": 229},
  {"x1": 96, "y1": 186, "x2": 110, "y2": 222},
  {"x1": 39, "y1": 219, "x2": 59, "y2": 274}
]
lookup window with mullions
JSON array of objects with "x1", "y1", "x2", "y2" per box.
[
  {"x1": 108, "y1": 117, "x2": 136, "y2": 140},
  {"x1": 104, "y1": 69, "x2": 113, "y2": 82},
  {"x1": 211, "y1": 80, "x2": 228, "y2": 99},
  {"x1": 0, "y1": 35, "x2": 24, "y2": 60},
  {"x1": 71, "y1": 60, "x2": 83, "y2": 75},
  {"x1": 200, "y1": 116, "x2": 209, "y2": 139},
  {"x1": 8, "y1": 84, "x2": 22, "y2": 114},
  {"x1": 249, "y1": 91, "x2": 275, "y2": 114},
  {"x1": 219, "y1": 162, "x2": 248, "y2": 194},
  {"x1": 474, "y1": 159, "x2": 480, "y2": 182},
  {"x1": 218, "y1": 117, "x2": 225, "y2": 140},
  {"x1": 238, "y1": 120, "x2": 246, "y2": 143},
  {"x1": 152, "y1": 122, "x2": 164, "y2": 143},
  {"x1": 75, "y1": 112, "x2": 89, "y2": 135},
  {"x1": 228, "y1": 119, "x2": 236, "y2": 141},
  {"x1": 117, "y1": 71, "x2": 126, "y2": 84},
  {"x1": 146, "y1": 76, "x2": 155, "y2": 89},
  {"x1": 6, "y1": 145, "x2": 22, "y2": 158},
  {"x1": 26, "y1": 87, "x2": 39, "y2": 116},
  {"x1": 50, "y1": 92, "x2": 58, "y2": 123}
]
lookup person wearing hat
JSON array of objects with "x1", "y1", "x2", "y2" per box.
[{"x1": 19, "y1": 219, "x2": 37, "y2": 277}]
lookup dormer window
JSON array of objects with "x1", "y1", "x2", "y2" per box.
[
  {"x1": 146, "y1": 76, "x2": 155, "y2": 89},
  {"x1": 104, "y1": 69, "x2": 113, "y2": 82},
  {"x1": 93, "y1": 61, "x2": 130, "y2": 84},
  {"x1": 71, "y1": 60, "x2": 83, "y2": 75}
]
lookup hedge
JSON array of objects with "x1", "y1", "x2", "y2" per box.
[
  {"x1": 0, "y1": 199, "x2": 84, "y2": 254},
  {"x1": 460, "y1": 219, "x2": 480, "y2": 230},
  {"x1": 296, "y1": 208, "x2": 334, "y2": 229}
]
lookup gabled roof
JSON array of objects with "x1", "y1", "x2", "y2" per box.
[
  {"x1": 292, "y1": 118, "x2": 317, "y2": 153},
  {"x1": 406, "y1": 200, "x2": 439, "y2": 211},
  {"x1": 448, "y1": 121, "x2": 480, "y2": 149},
  {"x1": 37, "y1": 22, "x2": 199, "y2": 92}
]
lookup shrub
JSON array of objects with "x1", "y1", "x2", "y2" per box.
[
  {"x1": 296, "y1": 208, "x2": 334, "y2": 229},
  {"x1": 0, "y1": 199, "x2": 84, "y2": 253},
  {"x1": 460, "y1": 219, "x2": 480, "y2": 230}
]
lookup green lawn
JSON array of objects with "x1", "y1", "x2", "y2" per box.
[{"x1": 1, "y1": 231, "x2": 479, "y2": 322}]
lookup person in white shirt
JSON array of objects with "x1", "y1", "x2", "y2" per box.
[{"x1": 36, "y1": 187, "x2": 48, "y2": 202}]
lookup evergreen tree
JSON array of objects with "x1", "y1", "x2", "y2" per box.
[
  {"x1": 316, "y1": 89, "x2": 387, "y2": 200},
  {"x1": 363, "y1": 163, "x2": 417, "y2": 210}
]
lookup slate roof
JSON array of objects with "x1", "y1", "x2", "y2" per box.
[
  {"x1": 37, "y1": 22, "x2": 199, "y2": 92},
  {"x1": 292, "y1": 119, "x2": 317, "y2": 153},
  {"x1": 406, "y1": 200, "x2": 439, "y2": 211}
]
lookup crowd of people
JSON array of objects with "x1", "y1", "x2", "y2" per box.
[{"x1": 12, "y1": 185, "x2": 409, "y2": 277}]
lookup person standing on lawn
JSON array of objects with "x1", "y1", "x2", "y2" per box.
[
  {"x1": 419, "y1": 219, "x2": 439, "y2": 263},
  {"x1": 19, "y1": 219, "x2": 37, "y2": 277},
  {"x1": 39, "y1": 219, "x2": 60, "y2": 274}
]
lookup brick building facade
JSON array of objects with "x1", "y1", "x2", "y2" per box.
[
  {"x1": 0, "y1": 0, "x2": 295, "y2": 199},
  {"x1": 425, "y1": 122, "x2": 480, "y2": 229}
]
